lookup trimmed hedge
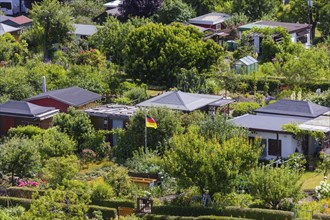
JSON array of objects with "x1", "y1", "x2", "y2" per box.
[
  {"x1": 144, "y1": 214, "x2": 253, "y2": 220},
  {"x1": 313, "y1": 213, "x2": 330, "y2": 220},
  {"x1": 91, "y1": 199, "x2": 135, "y2": 208},
  {"x1": 6, "y1": 187, "x2": 44, "y2": 199},
  {"x1": 223, "y1": 207, "x2": 294, "y2": 220},
  {"x1": 88, "y1": 205, "x2": 117, "y2": 219},
  {"x1": 0, "y1": 196, "x2": 32, "y2": 209},
  {"x1": 152, "y1": 206, "x2": 221, "y2": 217}
]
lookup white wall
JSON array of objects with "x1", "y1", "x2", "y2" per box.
[
  {"x1": 249, "y1": 131, "x2": 300, "y2": 160},
  {"x1": 290, "y1": 33, "x2": 297, "y2": 43}
]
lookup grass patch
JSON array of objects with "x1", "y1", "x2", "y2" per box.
[
  {"x1": 79, "y1": 160, "x2": 113, "y2": 174},
  {"x1": 301, "y1": 172, "x2": 328, "y2": 190},
  {"x1": 147, "y1": 90, "x2": 165, "y2": 97}
]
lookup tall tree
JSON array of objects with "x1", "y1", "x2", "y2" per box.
[
  {"x1": 29, "y1": 0, "x2": 73, "y2": 61},
  {"x1": 119, "y1": 0, "x2": 162, "y2": 18},
  {"x1": 123, "y1": 22, "x2": 224, "y2": 87},
  {"x1": 156, "y1": 0, "x2": 196, "y2": 24}
]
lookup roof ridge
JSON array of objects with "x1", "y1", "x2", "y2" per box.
[{"x1": 175, "y1": 91, "x2": 188, "y2": 109}]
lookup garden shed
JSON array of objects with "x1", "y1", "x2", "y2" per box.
[{"x1": 233, "y1": 55, "x2": 258, "y2": 74}]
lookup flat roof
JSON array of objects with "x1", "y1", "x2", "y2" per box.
[
  {"x1": 238, "y1": 21, "x2": 310, "y2": 33},
  {"x1": 299, "y1": 113, "x2": 330, "y2": 133},
  {"x1": 188, "y1": 12, "x2": 231, "y2": 25},
  {"x1": 85, "y1": 104, "x2": 139, "y2": 119},
  {"x1": 231, "y1": 114, "x2": 308, "y2": 132}
]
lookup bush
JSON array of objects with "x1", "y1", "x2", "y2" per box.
[
  {"x1": 144, "y1": 214, "x2": 253, "y2": 220},
  {"x1": 87, "y1": 205, "x2": 117, "y2": 219},
  {"x1": 0, "y1": 196, "x2": 32, "y2": 209},
  {"x1": 223, "y1": 207, "x2": 294, "y2": 220},
  {"x1": 313, "y1": 213, "x2": 330, "y2": 220},
  {"x1": 7, "y1": 125, "x2": 45, "y2": 138},
  {"x1": 152, "y1": 206, "x2": 221, "y2": 217},
  {"x1": 91, "y1": 199, "x2": 135, "y2": 209},
  {"x1": 232, "y1": 102, "x2": 260, "y2": 117},
  {"x1": 213, "y1": 192, "x2": 254, "y2": 209},
  {"x1": 91, "y1": 183, "x2": 114, "y2": 201},
  {"x1": 7, "y1": 187, "x2": 44, "y2": 199}
]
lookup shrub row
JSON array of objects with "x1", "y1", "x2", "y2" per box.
[
  {"x1": 91, "y1": 199, "x2": 135, "y2": 208},
  {"x1": 0, "y1": 196, "x2": 32, "y2": 209},
  {"x1": 144, "y1": 214, "x2": 252, "y2": 220},
  {"x1": 313, "y1": 213, "x2": 330, "y2": 220},
  {"x1": 88, "y1": 205, "x2": 117, "y2": 219},
  {"x1": 223, "y1": 207, "x2": 294, "y2": 220},
  {"x1": 6, "y1": 187, "x2": 44, "y2": 199},
  {"x1": 152, "y1": 206, "x2": 221, "y2": 217},
  {"x1": 0, "y1": 196, "x2": 117, "y2": 219}
]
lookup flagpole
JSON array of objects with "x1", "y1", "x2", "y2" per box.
[{"x1": 145, "y1": 111, "x2": 147, "y2": 154}]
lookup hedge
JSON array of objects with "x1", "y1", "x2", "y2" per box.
[
  {"x1": 152, "y1": 206, "x2": 221, "y2": 217},
  {"x1": 6, "y1": 187, "x2": 44, "y2": 199},
  {"x1": 223, "y1": 207, "x2": 294, "y2": 220},
  {"x1": 313, "y1": 213, "x2": 330, "y2": 220},
  {"x1": 144, "y1": 214, "x2": 253, "y2": 220},
  {"x1": 0, "y1": 196, "x2": 32, "y2": 209},
  {"x1": 88, "y1": 205, "x2": 117, "y2": 219},
  {"x1": 91, "y1": 199, "x2": 135, "y2": 208}
]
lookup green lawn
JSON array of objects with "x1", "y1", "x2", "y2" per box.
[{"x1": 301, "y1": 171, "x2": 327, "y2": 190}]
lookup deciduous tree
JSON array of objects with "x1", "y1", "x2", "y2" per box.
[
  {"x1": 119, "y1": 0, "x2": 162, "y2": 18},
  {"x1": 156, "y1": 0, "x2": 196, "y2": 24}
]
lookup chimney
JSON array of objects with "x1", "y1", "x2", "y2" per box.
[{"x1": 42, "y1": 76, "x2": 47, "y2": 93}]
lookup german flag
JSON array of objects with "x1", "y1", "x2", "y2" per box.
[{"x1": 146, "y1": 115, "x2": 157, "y2": 129}]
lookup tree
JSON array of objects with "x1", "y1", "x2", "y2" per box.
[
  {"x1": 0, "y1": 137, "x2": 41, "y2": 185},
  {"x1": 34, "y1": 127, "x2": 77, "y2": 161},
  {"x1": 181, "y1": 0, "x2": 222, "y2": 15},
  {"x1": 232, "y1": 102, "x2": 260, "y2": 117},
  {"x1": 163, "y1": 125, "x2": 261, "y2": 196},
  {"x1": 156, "y1": 0, "x2": 196, "y2": 24},
  {"x1": 8, "y1": 125, "x2": 45, "y2": 138},
  {"x1": 119, "y1": 0, "x2": 162, "y2": 18},
  {"x1": 104, "y1": 164, "x2": 132, "y2": 197},
  {"x1": 0, "y1": 33, "x2": 29, "y2": 65},
  {"x1": 318, "y1": 3, "x2": 330, "y2": 38},
  {"x1": 114, "y1": 107, "x2": 182, "y2": 161},
  {"x1": 232, "y1": 0, "x2": 281, "y2": 21},
  {"x1": 123, "y1": 22, "x2": 224, "y2": 87},
  {"x1": 248, "y1": 165, "x2": 303, "y2": 209},
  {"x1": 68, "y1": 0, "x2": 104, "y2": 24},
  {"x1": 42, "y1": 155, "x2": 79, "y2": 188},
  {"x1": 29, "y1": 0, "x2": 73, "y2": 60}
]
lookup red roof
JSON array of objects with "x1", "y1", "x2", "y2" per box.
[{"x1": 9, "y1": 15, "x2": 32, "y2": 25}]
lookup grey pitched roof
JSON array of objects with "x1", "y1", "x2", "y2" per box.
[
  {"x1": 70, "y1": 24, "x2": 98, "y2": 36},
  {"x1": 0, "y1": 100, "x2": 58, "y2": 118},
  {"x1": 231, "y1": 114, "x2": 308, "y2": 132},
  {"x1": 0, "y1": 23, "x2": 20, "y2": 35},
  {"x1": 136, "y1": 91, "x2": 225, "y2": 112},
  {"x1": 255, "y1": 99, "x2": 330, "y2": 118},
  {"x1": 0, "y1": 15, "x2": 11, "y2": 23},
  {"x1": 26, "y1": 87, "x2": 102, "y2": 107}
]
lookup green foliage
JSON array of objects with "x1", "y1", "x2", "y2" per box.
[
  {"x1": 0, "y1": 136, "x2": 41, "y2": 184},
  {"x1": 176, "y1": 68, "x2": 211, "y2": 93},
  {"x1": 0, "y1": 206, "x2": 25, "y2": 220},
  {"x1": 115, "y1": 108, "x2": 182, "y2": 160},
  {"x1": 145, "y1": 215, "x2": 252, "y2": 220},
  {"x1": 232, "y1": 102, "x2": 260, "y2": 117},
  {"x1": 125, "y1": 148, "x2": 162, "y2": 173},
  {"x1": 91, "y1": 199, "x2": 135, "y2": 209},
  {"x1": 68, "y1": 0, "x2": 104, "y2": 24},
  {"x1": 164, "y1": 123, "x2": 261, "y2": 196},
  {"x1": 0, "y1": 196, "x2": 31, "y2": 209},
  {"x1": 22, "y1": 187, "x2": 90, "y2": 220},
  {"x1": 286, "y1": 153, "x2": 307, "y2": 172},
  {"x1": 282, "y1": 123, "x2": 326, "y2": 141},
  {"x1": 87, "y1": 205, "x2": 117, "y2": 219},
  {"x1": 34, "y1": 127, "x2": 76, "y2": 161},
  {"x1": 307, "y1": 89, "x2": 330, "y2": 107},
  {"x1": 233, "y1": 44, "x2": 255, "y2": 60},
  {"x1": 75, "y1": 49, "x2": 106, "y2": 68},
  {"x1": 222, "y1": 207, "x2": 294, "y2": 220},
  {"x1": 119, "y1": 0, "x2": 162, "y2": 18},
  {"x1": 213, "y1": 192, "x2": 254, "y2": 209},
  {"x1": 123, "y1": 22, "x2": 224, "y2": 87},
  {"x1": 103, "y1": 164, "x2": 132, "y2": 197},
  {"x1": 91, "y1": 183, "x2": 114, "y2": 201},
  {"x1": 7, "y1": 125, "x2": 45, "y2": 139},
  {"x1": 151, "y1": 206, "x2": 222, "y2": 217},
  {"x1": 248, "y1": 165, "x2": 303, "y2": 209},
  {"x1": 156, "y1": 0, "x2": 196, "y2": 24},
  {"x1": 29, "y1": 0, "x2": 73, "y2": 60},
  {"x1": 319, "y1": 3, "x2": 330, "y2": 38},
  {"x1": 42, "y1": 155, "x2": 79, "y2": 188},
  {"x1": 7, "y1": 187, "x2": 43, "y2": 199},
  {"x1": 0, "y1": 33, "x2": 29, "y2": 64}
]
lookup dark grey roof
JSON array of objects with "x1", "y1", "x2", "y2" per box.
[
  {"x1": 0, "y1": 100, "x2": 58, "y2": 118},
  {"x1": 231, "y1": 114, "x2": 308, "y2": 132},
  {"x1": 136, "y1": 91, "x2": 225, "y2": 112},
  {"x1": 70, "y1": 24, "x2": 98, "y2": 36},
  {"x1": 26, "y1": 87, "x2": 102, "y2": 107},
  {"x1": 0, "y1": 15, "x2": 11, "y2": 23},
  {"x1": 85, "y1": 104, "x2": 138, "y2": 120},
  {"x1": 255, "y1": 99, "x2": 330, "y2": 118}
]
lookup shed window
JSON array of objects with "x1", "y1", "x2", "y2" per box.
[{"x1": 268, "y1": 139, "x2": 281, "y2": 156}]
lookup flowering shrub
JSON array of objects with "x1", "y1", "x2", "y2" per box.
[
  {"x1": 17, "y1": 179, "x2": 38, "y2": 187},
  {"x1": 315, "y1": 177, "x2": 330, "y2": 199},
  {"x1": 81, "y1": 149, "x2": 97, "y2": 166},
  {"x1": 75, "y1": 49, "x2": 106, "y2": 67}
]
